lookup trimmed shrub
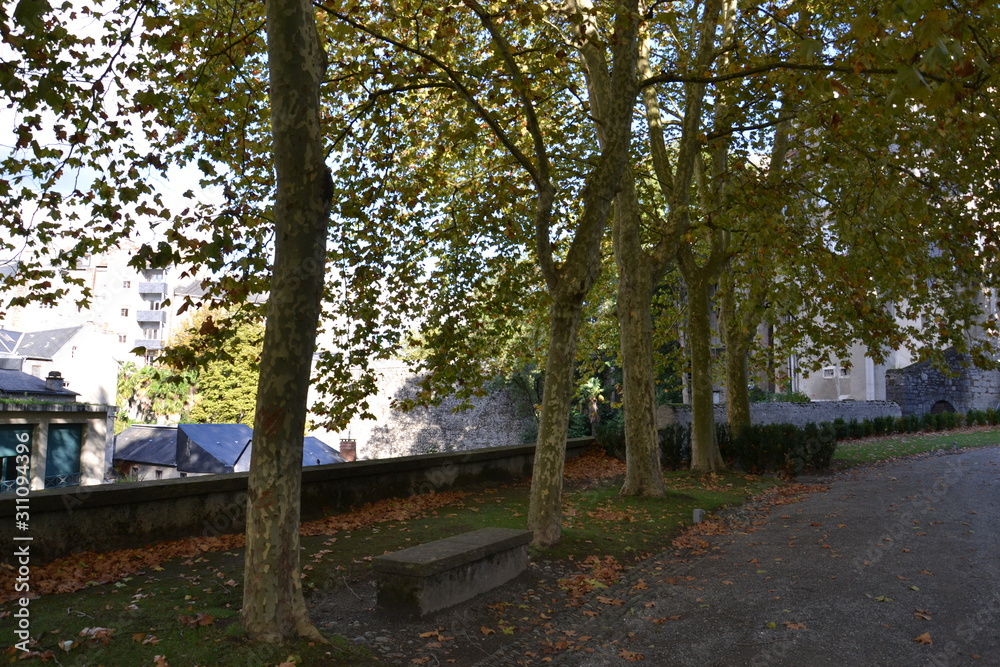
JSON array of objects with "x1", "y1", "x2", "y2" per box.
[{"x1": 657, "y1": 422, "x2": 691, "y2": 470}]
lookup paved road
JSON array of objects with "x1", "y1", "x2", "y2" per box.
[{"x1": 478, "y1": 447, "x2": 1000, "y2": 666}]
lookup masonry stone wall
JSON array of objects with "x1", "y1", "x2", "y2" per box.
[
  {"x1": 656, "y1": 400, "x2": 902, "y2": 430},
  {"x1": 314, "y1": 363, "x2": 536, "y2": 460},
  {"x1": 885, "y1": 350, "x2": 1000, "y2": 416}
]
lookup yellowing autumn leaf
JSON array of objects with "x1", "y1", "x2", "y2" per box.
[
  {"x1": 914, "y1": 633, "x2": 934, "y2": 645},
  {"x1": 619, "y1": 649, "x2": 645, "y2": 661},
  {"x1": 480, "y1": 626, "x2": 494, "y2": 635}
]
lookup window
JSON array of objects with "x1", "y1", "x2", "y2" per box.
[
  {"x1": 155, "y1": 470, "x2": 163, "y2": 480},
  {"x1": 840, "y1": 368, "x2": 850, "y2": 378},
  {"x1": 71, "y1": 346, "x2": 77, "y2": 358},
  {"x1": 118, "y1": 335, "x2": 127, "y2": 343},
  {"x1": 143, "y1": 328, "x2": 160, "y2": 339},
  {"x1": 122, "y1": 280, "x2": 131, "y2": 288},
  {"x1": 31, "y1": 365, "x2": 41, "y2": 378},
  {"x1": 120, "y1": 308, "x2": 129, "y2": 317},
  {"x1": 822, "y1": 368, "x2": 835, "y2": 378}
]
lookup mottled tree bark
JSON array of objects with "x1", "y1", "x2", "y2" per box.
[
  {"x1": 526, "y1": 0, "x2": 640, "y2": 547},
  {"x1": 527, "y1": 299, "x2": 584, "y2": 546},
  {"x1": 679, "y1": 249, "x2": 727, "y2": 473},
  {"x1": 242, "y1": 0, "x2": 328, "y2": 642},
  {"x1": 614, "y1": 173, "x2": 666, "y2": 497}
]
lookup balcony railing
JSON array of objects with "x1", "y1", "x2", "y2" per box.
[
  {"x1": 135, "y1": 339, "x2": 164, "y2": 350},
  {"x1": 44, "y1": 472, "x2": 82, "y2": 489},
  {"x1": 137, "y1": 281, "x2": 168, "y2": 297},
  {"x1": 136, "y1": 310, "x2": 166, "y2": 324}
]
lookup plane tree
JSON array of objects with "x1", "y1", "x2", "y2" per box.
[{"x1": 612, "y1": 0, "x2": 1000, "y2": 472}]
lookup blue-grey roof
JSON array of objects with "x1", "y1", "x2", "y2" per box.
[
  {"x1": 16, "y1": 327, "x2": 83, "y2": 359},
  {"x1": 115, "y1": 422, "x2": 346, "y2": 474},
  {"x1": 114, "y1": 426, "x2": 178, "y2": 466},
  {"x1": 177, "y1": 423, "x2": 253, "y2": 474},
  {"x1": 232, "y1": 434, "x2": 346, "y2": 471},
  {"x1": 0, "y1": 329, "x2": 23, "y2": 355},
  {"x1": 0, "y1": 368, "x2": 78, "y2": 398},
  {"x1": 304, "y1": 436, "x2": 347, "y2": 465}
]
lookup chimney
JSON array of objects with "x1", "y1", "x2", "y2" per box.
[
  {"x1": 339, "y1": 438, "x2": 356, "y2": 462},
  {"x1": 45, "y1": 371, "x2": 65, "y2": 391}
]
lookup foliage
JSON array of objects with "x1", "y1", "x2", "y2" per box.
[
  {"x1": 747, "y1": 387, "x2": 811, "y2": 403},
  {"x1": 185, "y1": 314, "x2": 264, "y2": 426},
  {"x1": 116, "y1": 362, "x2": 196, "y2": 424}
]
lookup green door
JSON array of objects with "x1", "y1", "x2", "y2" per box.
[
  {"x1": 45, "y1": 424, "x2": 83, "y2": 488},
  {"x1": 0, "y1": 425, "x2": 33, "y2": 492}
]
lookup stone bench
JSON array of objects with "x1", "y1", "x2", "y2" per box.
[{"x1": 372, "y1": 527, "x2": 532, "y2": 617}]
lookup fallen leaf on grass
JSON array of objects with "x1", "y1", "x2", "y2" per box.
[
  {"x1": 177, "y1": 613, "x2": 214, "y2": 627},
  {"x1": 153, "y1": 656, "x2": 170, "y2": 666},
  {"x1": 58, "y1": 639, "x2": 77, "y2": 652},
  {"x1": 79, "y1": 626, "x2": 116, "y2": 645},
  {"x1": 914, "y1": 633, "x2": 933, "y2": 645}
]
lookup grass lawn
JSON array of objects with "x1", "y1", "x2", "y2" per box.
[
  {"x1": 4, "y1": 430, "x2": 998, "y2": 665},
  {"x1": 3, "y1": 450, "x2": 778, "y2": 666},
  {"x1": 833, "y1": 425, "x2": 1000, "y2": 464}
]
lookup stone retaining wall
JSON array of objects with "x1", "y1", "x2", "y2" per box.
[
  {"x1": 0, "y1": 438, "x2": 593, "y2": 565},
  {"x1": 656, "y1": 400, "x2": 902, "y2": 430}
]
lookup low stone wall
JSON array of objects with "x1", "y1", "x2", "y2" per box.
[
  {"x1": 0, "y1": 438, "x2": 594, "y2": 565},
  {"x1": 656, "y1": 401, "x2": 902, "y2": 430}
]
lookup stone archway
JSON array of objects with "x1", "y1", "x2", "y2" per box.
[{"x1": 930, "y1": 400, "x2": 956, "y2": 414}]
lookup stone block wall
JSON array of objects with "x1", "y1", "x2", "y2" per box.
[
  {"x1": 885, "y1": 349, "x2": 1000, "y2": 416},
  {"x1": 313, "y1": 362, "x2": 537, "y2": 460},
  {"x1": 656, "y1": 400, "x2": 902, "y2": 430}
]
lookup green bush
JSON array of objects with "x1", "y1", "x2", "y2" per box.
[
  {"x1": 595, "y1": 411, "x2": 626, "y2": 459},
  {"x1": 657, "y1": 423, "x2": 690, "y2": 470},
  {"x1": 721, "y1": 422, "x2": 837, "y2": 475}
]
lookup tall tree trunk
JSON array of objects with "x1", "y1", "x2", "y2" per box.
[
  {"x1": 525, "y1": 0, "x2": 640, "y2": 547},
  {"x1": 242, "y1": 0, "x2": 328, "y2": 642},
  {"x1": 614, "y1": 172, "x2": 666, "y2": 497},
  {"x1": 719, "y1": 273, "x2": 753, "y2": 433},
  {"x1": 680, "y1": 251, "x2": 726, "y2": 473},
  {"x1": 724, "y1": 336, "x2": 752, "y2": 433},
  {"x1": 527, "y1": 297, "x2": 584, "y2": 547}
]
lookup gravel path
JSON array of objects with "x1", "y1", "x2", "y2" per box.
[{"x1": 310, "y1": 447, "x2": 1000, "y2": 666}]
